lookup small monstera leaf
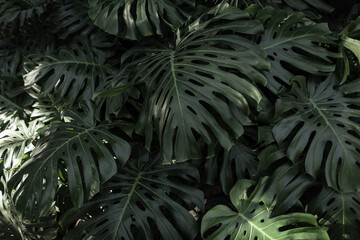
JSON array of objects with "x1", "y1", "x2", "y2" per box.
[
  {"x1": 60, "y1": 151, "x2": 204, "y2": 240},
  {"x1": 0, "y1": 0, "x2": 47, "y2": 27},
  {"x1": 273, "y1": 76, "x2": 360, "y2": 192},
  {"x1": 24, "y1": 37, "x2": 115, "y2": 105},
  {"x1": 307, "y1": 186, "x2": 360, "y2": 240},
  {"x1": 125, "y1": 7, "x2": 269, "y2": 162},
  {"x1": 8, "y1": 102, "x2": 132, "y2": 215},
  {"x1": 201, "y1": 178, "x2": 329, "y2": 240},
  {"x1": 257, "y1": 7, "x2": 339, "y2": 93},
  {"x1": 0, "y1": 119, "x2": 44, "y2": 179},
  {"x1": 88, "y1": 0, "x2": 195, "y2": 40},
  {"x1": 51, "y1": 0, "x2": 96, "y2": 39}
]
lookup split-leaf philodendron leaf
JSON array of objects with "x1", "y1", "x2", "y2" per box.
[{"x1": 125, "y1": 7, "x2": 269, "y2": 162}]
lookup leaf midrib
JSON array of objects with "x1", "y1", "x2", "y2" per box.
[
  {"x1": 309, "y1": 98, "x2": 347, "y2": 158},
  {"x1": 113, "y1": 173, "x2": 141, "y2": 240}
]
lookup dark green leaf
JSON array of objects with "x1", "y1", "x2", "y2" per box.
[
  {"x1": 257, "y1": 7, "x2": 339, "y2": 93},
  {"x1": 273, "y1": 75, "x2": 360, "y2": 192},
  {"x1": 8, "y1": 102, "x2": 132, "y2": 215},
  {"x1": 60, "y1": 151, "x2": 203, "y2": 240},
  {"x1": 88, "y1": 0, "x2": 195, "y2": 40},
  {"x1": 126, "y1": 7, "x2": 269, "y2": 162}
]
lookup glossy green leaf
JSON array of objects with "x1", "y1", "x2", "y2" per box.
[
  {"x1": 273, "y1": 76, "x2": 360, "y2": 192},
  {"x1": 8, "y1": 102, "x2": 132, "y2": 215},
  {"x1": 88, "y1": 0, "x2": 195, "y2": 40},
  {"x1": 201, "y1": 178, "x2": 329, "y2": 240},
  {"x1": 60, "y1": 151, "x2": 203, "y2": 240},
  {"x1": 0, "y1": 119, "x2": 43, "y2": 179},
  {"x1": 257, "y1": 7, "x2": 339, "y2": 93},
  {"x1": 126, "y1": 7, "x2": 269, "y2": 162},
  {"x1": 24, "y1": 37, "x2": 115, "y2": 105}
]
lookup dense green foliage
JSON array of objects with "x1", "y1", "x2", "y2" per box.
[{"x1": 0, "y1": 0, "x2": 359, "y2": 239}]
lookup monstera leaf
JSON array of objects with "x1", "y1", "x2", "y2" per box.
[
  {"x1": 88, "y1": 0, "x2": 195, "y2": 40},
  {"x1": 8, "y1": 102, "x2": 132, "y2": 215},
  {"x1": 205, "y1": 130, "x2": 259, "y2": 194},
  {"x1": 257, "y1": 7, "x2": 339, "y2": 93},
  {"x1": 0, "y1": 119, "x2": 44, "y2": 179},
  {"x1": 201, "y1": 178, "x2": 329, "y2": 240},
  {"x1": 307, "y1": 186, "x2": 360, "y2": 240},
  {"x1": 60, "y1": 151, "x2": 204, "y2": 240},
  {"x1": 24, "y1": 37, "x2": 116, "y2": 105},
  {"x1": 273, "y1": 76, "x2": 360, "y2": 192},
  {"x1": 262, "y1": 162, "x2": 317, "y2": 216},
  {"x1": 0, "y1": 0, "x2": 47, "y2": 27},
  {"x1": 123, "y1": 7, "x2": 269, "y2": 162},
  {"x1": 51, "y1": 0, "x2": 96, "y2": 39}
]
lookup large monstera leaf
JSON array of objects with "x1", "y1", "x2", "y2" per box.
[
  {"x1": 60, "y1": 151, "x2": 203, "y2": 240},
  {"x1": 125, "y1": 7, "x2": 269, "y2": 162},
  {"x1": 273, "y1": 76, "x2": 360, "y2": 192},
  {"x1": 88, "y1": 0, "x2": 195, "y2": 40},
  {"x1": 24, "y1": 37, "x2": 115, "y2": 105},
  {"x1": 8, "y1": 102, "x2": 132, "y2": 215},
  {"x1": 201, "y1": 178, "x2": 329, "y2": 240},
  {"x1": 307, "y1": 186, "x2": 360, "y2": 239},
  {"x1": 257, "y1": 7, "x2": 339, "y2": 93}
]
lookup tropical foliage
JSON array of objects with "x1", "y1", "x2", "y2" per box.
[{"x1": 0, "y1": 0, "x2": 359, "y2": 239}]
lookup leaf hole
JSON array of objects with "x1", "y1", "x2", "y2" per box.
[
  {"x1": 189, "y1": 79, "x2": 204, "y2": 87},
  {"x1": 184, "y1": 90, "x2": 195, "y2": 97},
  {"x1": 187, "y1": 106, "x2": 197, "y2": 115}
]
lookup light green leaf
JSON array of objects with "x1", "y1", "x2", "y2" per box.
[
  {"x1": 343, "y1": 37, "x2": 360, "y2": 62},
  {"x1": 201, "y1": 178, "x2": 329, "y2": 240}
]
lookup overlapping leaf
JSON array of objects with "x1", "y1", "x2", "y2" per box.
[
  {"x1": 24, "y1": 37, "x2": 116, "y2": 105},
  {"x1": 201, "y1": 178, "x2": 329, "y2": 240},
  {"x1": 257, "y1": 7, "x2": 339, "y2": 93},
  {"x1": 307, "y1": 186, "x2": 360, "y2": 239},
  {"x1": 205, "y1": 131, "x2": 259, "y2": 194},
  {"x1": 51, "y1": 0, "x2": 96, "y2": 39},
  {"x1": 125, "y1": 7, "x2": 269, "y2": 162},
  {"x1": 0, "y1": 0, "x2": 47, "y2": 27},
  {"x1": 8, "y1": 102, "x2": 132, "y2": 215},
  {"x1": 0, "y1": 119, "x2": 43, "y2": 180},
  {"x1": 60, "y1": 151, "x2": 203, "y2": 240},
  {"x1": 273, "y1": 76, "x2": 360, "y2": 192},
  {"x1": 88, "y1": 0, "x2": 195, "y2": 40}
]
